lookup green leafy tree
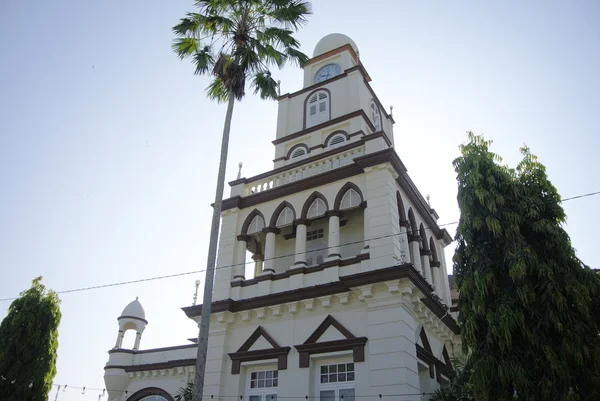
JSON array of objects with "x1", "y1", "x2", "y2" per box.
[
  {"x1": 0, "y1": 277, "x2": 61, "y2": 401},
  {"x1": 175, "y1": 381, "x2": 194, "y2": 401},
  {"x1": 453, "y1": 133, "x2": 600, "y2": 401},
  {"x1": 171, "y1": 1, "x2": 310, "y2": 401},
  {"x1": 429, "y1": 355, "x2": 475, "y2": 401}
]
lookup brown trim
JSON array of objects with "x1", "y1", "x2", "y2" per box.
[
  {"x1": 230, "y1": 253, "x2": 370, "y2": 287},
  {"x1": 240, "y1": 209, "x2": 266, "y2": 236},
  {"x1": 105, "y1": 358, "x2": 196, "y2": 373},
  {"x1": 126, "y1": 387, "x2": 175, "y2": 401},
  {"x1": 416, "y1": 344, "x2": 436, "y2": 379},
  {"x1": 108, "y1": 343, "x2": 197, "y2": 355},
  {"x1": 430, "y1": 261, "x2": 441, "y2": 268},
  {"x1": 228, "y1": 326, "x2": 290, "y2": 374},
  {"x1": 296, "y1": 337, "x2": 368, "y2": 368},
  {"x1": 184, "y1": 264, "x2": 459, "y2": 334},
  {"x1": 323, "y1": 130, "x2": 350, "y2": 148},
  {"x1": 396, "y1": 192, "x2": 407, "y2": 221},
  {"x1": 408, "y1": 234, "x2": 421, "y2": 243},
  {"x1": 237, "y1": 235, "x2": 251, "y2": 242},
  {"x1": 295, "y1": 314, "x2": 367, "y2": 367},
  {"x1": 303, "y1": 87, "x2": 331, "y2": 130},
  {"x1": 420, "y1": 249, "x2": 432, "y2": 257},
  {"x1": 241, "y1": 134, "x2": 366, "y2": 184},
  {"x1": 269, "y1": 201, "x2": 297, "y2": 228},
  {"x1": 399, "y1": 220, "x2": 410, "y2": 228},
  {"x1": 262, "y1": 227, "x2": 281, "y2": 235},
  {"x1": 333, "y1": 181, "x2": 364, "y2": 211},
  {"x1": 306, "y1": 44, "x2": 358, "y2": 67},
  {"x1": 325, "y1": 210, "x2": 343, "y2": 218},
  {"x1": 117, "y1": 315, "x2": 148, "y2": 324},
  {"x1": 287, "y1": 143, "x2": 310, "y2": 160},
  {"x1": 300, "y1": 191, "x2": 330, "y2": 219},
  {"x1": 272, "y1": 110, "x2": 375, "y2": 145},
  {"x1": 419, "y1": 327, "x2": 433, "y2": 353}
]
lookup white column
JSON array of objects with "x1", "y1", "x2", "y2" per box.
[
  {"x1": 327, "y1": 213, "x2": 341, "y2": 259},
  {"x1": 252, "y1": 254, "x2": 264, "y2": 278},
  {"x1": 398, "y1": 221, "x2": 411, "y2": 264},
  {"x1": 294, "y1": 223, "x2": 308, "y2": 266},
  {"x1": 409, "y1": 235, "x2": 423, "y2": 274},
  {"x1": 114, "y1": 330, "x2": 124, "y2": 348},
  {"x1": 432, "y1": 262, "x2": 445, "y2": 300},
  {"x1": 233, "y1": 236, "x2": 248, "y2": 280},
  {"x1": 361, "y1": 205, "x2": 369, "y2": 254},
  {"x1": 262, "y1": 230, "x2": 277, "y2": 274},
  {"x1": 133, "y1": 332, "x2": 141, "y2": 350},
  {"x1": 421, "y1": 250, "x2": 433, "y2": 285}
]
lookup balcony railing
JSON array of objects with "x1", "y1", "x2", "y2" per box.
[{"x1": 245, "y1": 146, "x2": 365, "y2": 196}]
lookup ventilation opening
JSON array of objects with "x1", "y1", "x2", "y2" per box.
[
  {"x1": 329, "y1": 134, "x2": 346, "y2": 147},
  {"x1": 291, "y1": 148, "x2": 307, "y2": 159}
]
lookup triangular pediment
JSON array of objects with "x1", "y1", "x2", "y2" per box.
[
  {"x1": 419, "y1": 327, "x2": 432, "y2": 353},
  {"x1": 304, "y1": 315, "x2": 355, "y2": 344},
  {"x1": 442, "y1": 345, "x2": 452, "y2": 367},
  {"x1": 237, "y1": 326, "x2": 280, "y2": 352}
]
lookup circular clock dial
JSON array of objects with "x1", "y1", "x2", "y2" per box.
[{"x1": 314, "y1": 63, "x2": 342, "y2": 83}]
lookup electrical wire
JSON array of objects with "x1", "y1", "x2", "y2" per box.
[{"x1": 0, "y1": 189, "x2": 597, "y2": 303}]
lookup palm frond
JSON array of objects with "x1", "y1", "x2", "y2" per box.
[
  {"x1": 265, "y1": 0, "x2": 312, "y2": 30},
  {"x1": 174, "y1": 381, "x2": 194, "y2": 401},
  {"x1": 284, "y1": 46, "x2": 309, "y2": 67},
  {"x1": 253, "y1": 42, "x2": 286, "y2": 68},
  {"x1": 172, "y1": 13, "x2": 202, "y2": 36},
  {"x1": 172, "y1": 37, "x2": 201, "y2": 59},
  {"x1": 206, "y1": 77, "x2": 231, "y2": 102},
  {"x1": 258, "y1": 27, "x2": 299, "y2": 48},
  {"x1": 193, "y1": 46, "x2": 215, "y2": 75},
  {"x1": 251, "y1": 70, "x2": 279, "y2": 100}
]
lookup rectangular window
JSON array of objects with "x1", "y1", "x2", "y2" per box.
[
  {"x1": 248, "y1": 370, "x2": 278, "y2": 401},
  {"x1": 317, "y1": 363, "x2": 355, "y2": 401},
  {"x1": 307, "y1": 228, "x2": 324, "y2": 241},
  {"x1": 310, "y1": 105, "x2": 317, "y2": 115}
]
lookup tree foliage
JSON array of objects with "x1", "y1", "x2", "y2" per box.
[
  {"x1": 175, "y1": 381, "x2": 195, "y2": 401},
  {"x1": 0, "y1": 277, "x2": 62, "y2": 401},
  {"x1": 172, "y1": 0, "x2": 311, "y2": 102},
  {"x1": 429, "y1": 355, "x2": 475, "y2": 401},
  {"x1": 453, "y1": 133, "x2": 600, "y2": 401}
]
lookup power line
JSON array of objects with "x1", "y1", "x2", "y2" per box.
[{"x1": 0, "y1": 189, "x2": 597, "y2": 303}]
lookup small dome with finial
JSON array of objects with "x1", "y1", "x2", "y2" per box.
[
  {"x1": 120, "y1": 297, "x2": 146, "y2": 321},
  {"x1": 313, "y1": 33, "x2": 359, "y2": 58}
]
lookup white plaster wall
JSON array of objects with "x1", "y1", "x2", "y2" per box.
[{"x1": 339, "y1": 208, "x2": 364, "y2": 259}]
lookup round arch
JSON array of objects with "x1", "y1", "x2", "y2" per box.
[
  {"x1": 429, "y1": 237, "x2": 439, "y2": 262},
  {"x1": 128, "y1": 387, "x2": 174, "y2": 401},
  {"x1": 324, "y1": 130, "x2": 349, "y2": 148},
  {"x1": 286, "y1": 143, "x2": 309, "y2": 160}
]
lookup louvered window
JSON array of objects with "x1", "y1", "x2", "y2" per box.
[
  {"x1": 340, "y1": 189, "x2": 361, "y2": 210},
  {"x1": 307, "y1": 198, "x2": 327, "y2": 219},
  {"x1": 276, "y1": 207, "x2": 294, "y2": 227},
  {"x1": 328, "y1": 134, "x2": 346, "y2": 147},
  {"x1": 247, "y1": 215, "x2": 265, "y2": 234},
  {"x1": 307, "y1": 91, "x2": 330, "y2": 127},
  {"x1": 291, "y1": 147, "x2": 307, "y2": 159},
  {"x1": 371, "y1": 101, "x2": 381, "y2": 131}
]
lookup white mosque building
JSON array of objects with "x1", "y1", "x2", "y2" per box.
[{"x1": 104, "y1": 33, "x2": 460, "y2": 401}]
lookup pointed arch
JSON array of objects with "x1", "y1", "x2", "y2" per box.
[
  {"x1": 269, "y1": 201, "x2": 297, "y2": 228},
  {"x1": 419, "y1": 223, "x2": 429, "y2": 250},
  {"x1": 429, "y1": 237, "x2": 439, "y2": 262},
  {"x1": 301, "y1": 191, "x2": 329, "y2": 219},
  {"x1": 128, "y1": 388, "x2": 174, "y2": 401},
  {"x1": 333, "y1": 182, "x2": 364, "y2": 211},
  {"x1": 407, "y1": 208, "x2": 418, "y2": 236},
  {"x1": 396, "y1": 192, "x2": 407, "y2": 222},
  {"x1": 419, "y1": 327, "x2": 432, "y2": 353},
  {"x1": 241, "y1": 209, "x2": 266, "y2": 235}
]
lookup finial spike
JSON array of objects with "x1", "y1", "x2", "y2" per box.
[{"x1": 237, "y1": 162, "x2": 243, "y2": 180}]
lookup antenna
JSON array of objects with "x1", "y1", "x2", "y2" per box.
[{"x1": 237, "y1": 162, "x2": 243, "y2": 180}]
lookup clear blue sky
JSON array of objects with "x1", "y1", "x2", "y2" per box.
[{"x1": 1, "y1": 1, "x2": 599, "y2": 400}]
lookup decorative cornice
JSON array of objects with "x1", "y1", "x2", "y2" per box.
[
  {"x1": 117, "y1": 315, "x2": 148, "y2": 324},
  {"x1": 104, "y1": 358, "x2": 196, "y2": 373},
  {"x1": 108, "y1": 343, "x2": 197, "y2": 355},
  {"x1": 295, "y1": 337, "x2": 367, "y2": 368},
  {"x1": 183, "y1": 264, "x2": 459, "y2": 334}
]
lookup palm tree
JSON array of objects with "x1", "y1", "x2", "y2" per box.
[
  {"x1": 175, "y1": 381, "x2": 194, "y2": 401},
  {"x1": 172, "y1": 2, "x2": 311, "y2": 401}
]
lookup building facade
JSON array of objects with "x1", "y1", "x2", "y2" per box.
[{"x1": 104, "y1": 33, "x2": 460, "y2": 401}]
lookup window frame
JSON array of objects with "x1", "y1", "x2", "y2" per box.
[
  {"x1": 315, "y1": 361, "x2": 356, "y2": 401},
  {"x1": 246, "y1": 368, "x2": 279, "y2": 401},
  {"x1": 370, "y1": 101, "x2": 381, "y2": 131},
  {"x1": 328, "y1": 134, "x2": 346, "y2": 148},
  {"x1": 305, "y1": 89, "x2": 331, "y2": 128}
]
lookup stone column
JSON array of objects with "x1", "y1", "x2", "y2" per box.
[
  {"x1": 252, "y1": 254, "x2": 264, "y2": 278},
  {"x1": 431, "y1": 261, "x2": 444, "y2": 298},
  {"x1": 294, "y1": 221, "x2": 308, "y2": 266},
  {"x1": 398, "y1": 220, "x2": 411, "y2": 264},
  {"x1": 408, "y1": 234, "x2": 423, "y2": 274},
  {"x1": 234, "y1": 235, "x2": 249, "y2": 280},
  {"x1": 262, "y1": 228, "x2": 278, "y2": 274},
  {"x1": 327, "y1": 212, "x2": 342, "y2": 259},
  {"x1": 421, "y1": 249, "x2": 433, "y2": 285}
]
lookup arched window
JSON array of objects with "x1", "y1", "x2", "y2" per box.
[
  {"x1": 276, "y1": 207, "x2": 294, "y2": 227},
  {"x1": 247, "y1": 215, "x2": 265, "y2": 234},
  {"x1": 340, "y1": 188, "x2": 361, "y2": 210},
  {"x1": 371, "y1": 100, "x2": 381, "y2": 131},
  {"x1": 307, "y1": 198, "x2": 327, "y2": 219},
  {"x1": 290, "y1": 147, "x2": 307, "y2": 159},
  {"x1": 328, "y1": 133, "x2": 346, "y2": 147},
  {"x1": 307, "y1": 90, "x2": 329, "y2": 127},
  {"x1": 140, "y1": 397, "x2": 169, "y2": 401}
]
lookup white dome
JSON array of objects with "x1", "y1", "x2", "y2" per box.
[
  {"x1": 120, "y1": 298, "x2": 146, "y2": 320},
  {"x1": 313, "y1": 33, "x2": 359, "y2": 58}
]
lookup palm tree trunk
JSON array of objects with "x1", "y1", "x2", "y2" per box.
[{"x1": 193, "y1": 93, "x2": 236, "y2": 401}]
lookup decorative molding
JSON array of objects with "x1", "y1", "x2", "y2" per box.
[
  {"x1": 126, "y1": 387, "x2": 175, "y2": 401},
  {"x1": 104, "y1": 359, "x2": 195, "y2": 373},
  {"x1": 294, "y1": 315, "x2": 368, "y2": 368},
  {"x1": 228, "y1": 326, "x2": 290, "y2": 374}
]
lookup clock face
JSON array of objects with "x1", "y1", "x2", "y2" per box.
[{"x1": 314, "y1": 63, "x2": 342, "y2": 83}]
